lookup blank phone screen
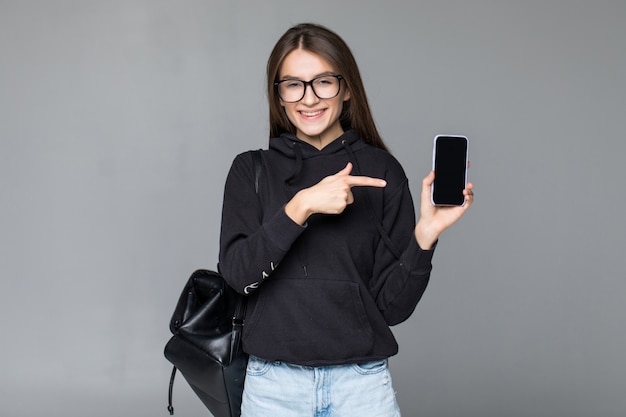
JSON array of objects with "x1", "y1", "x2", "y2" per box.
[{"x1": 433, "y1": 136, "x2": 468, "y2": 206}]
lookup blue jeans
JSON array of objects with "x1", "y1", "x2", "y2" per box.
[{"x1": 241, "y1": 356, "x2": 402, "y2": 417}]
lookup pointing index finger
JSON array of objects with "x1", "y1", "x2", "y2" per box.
[{"x1": 346, "y1": 175, "x2": 387, "y2": 188}]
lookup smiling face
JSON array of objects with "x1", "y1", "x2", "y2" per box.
[{"x1": 278, "y1": 49, "x2": 351, "y2": 149}]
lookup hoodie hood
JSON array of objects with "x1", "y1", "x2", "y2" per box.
[
  {"x1": 270, "y1": 130, "x2": 367, "y2": 184},
  {"x1": 270, "y1": 129, "x2": 365, "y2": 159}
]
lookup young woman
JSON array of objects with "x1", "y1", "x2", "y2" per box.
[{"x1": 219, "y1": 23, "x2": 474, "y2": 417}]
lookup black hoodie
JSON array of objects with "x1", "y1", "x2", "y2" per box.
[{"x1": 219, "y1": 130, "x2": 435, "y2": 366}]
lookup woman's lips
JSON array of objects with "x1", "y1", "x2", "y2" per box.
[{"x1": 299, "y1": 109, "x2": 325, "y2": 118}]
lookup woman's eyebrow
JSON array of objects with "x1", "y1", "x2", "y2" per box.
[{"x1": 279, "y1": 71, "x2": 337, "y2": 80}]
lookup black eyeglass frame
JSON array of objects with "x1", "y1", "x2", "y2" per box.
[{"x1": 274, "y1": 74, "x2": 344, "y2": 103}]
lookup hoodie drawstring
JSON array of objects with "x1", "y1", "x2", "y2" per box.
[
  {"x1": 285, "y1": 142, "x2": 303, "y2": 185},
  {"x1": 342, "y1": 140, "x2": 402, "y2": 260}
]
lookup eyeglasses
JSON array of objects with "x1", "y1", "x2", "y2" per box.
[{"x1": 274, "y1": 74, "x2": 344, "y2": 103}]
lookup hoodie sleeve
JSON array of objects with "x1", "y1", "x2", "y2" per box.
[
  {"x1": 368, "y1": 177, "x2": 436, "y2": 326},
  {"x1": 219, "y1": 151, "x2": 305, "y2": 295}
]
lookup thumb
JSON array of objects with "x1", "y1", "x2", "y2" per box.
[{"x1": 337, "y1": 162, "x2": 353, "y2": 176}]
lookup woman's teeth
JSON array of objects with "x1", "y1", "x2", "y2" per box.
[{"x1": 300, "y1": 110, "x2": 323, "y2": 117}]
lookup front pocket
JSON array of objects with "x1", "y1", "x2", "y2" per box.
[
  {"x1": 244, "y1": 279, "x2": 375, "y2": 363},
  {"x1": 352, "y1": 359, "x2": 388, "y2": 375},
  {"x1": 246, "y1": 356, "x2": 273, "y2": 376}
]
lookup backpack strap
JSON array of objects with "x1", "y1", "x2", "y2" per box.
[{"x1": 167, "y1": 367, "x2": 176, "y2": 415}]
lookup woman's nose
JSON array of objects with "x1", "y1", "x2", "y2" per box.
[{"x1": 300, "y1": 83, "x2": 320, "y2": 105}]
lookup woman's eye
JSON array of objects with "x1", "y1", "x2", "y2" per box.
[
  {"x1": 285, "y1": 81, "x2": 302, "y2": 89},
  {"x1": 316, "y1": 78, "x2": 333, "y2": 85}
]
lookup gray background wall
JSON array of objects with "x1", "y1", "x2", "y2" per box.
[{"x1": 1, "y1": 1, "x2": 625, "y2": 416}]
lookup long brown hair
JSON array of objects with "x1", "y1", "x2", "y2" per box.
[{"x1": 266, "y1": 23, "x2": 388, "y2": 151}]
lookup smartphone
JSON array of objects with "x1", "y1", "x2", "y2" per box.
[{"x1": 431, "y1": 134, "x2": 469, "y2": 206}]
